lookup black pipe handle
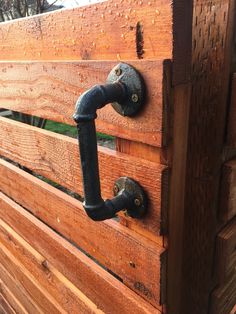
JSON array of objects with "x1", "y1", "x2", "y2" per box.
[{"x1": 73, "y1": 63, "x2": 147, "y2": 221}]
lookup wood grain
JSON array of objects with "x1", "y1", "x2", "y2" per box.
[
  {"x1": 211, "y1": 273, "x2": 236, "y2": 314},
  {"x1": 219, "y1": 160, "x2": 236, "y2": 223},
  {"x1": 0, "y1": 192, "x2": 160, "y2": 314},
  {"x1": 216, "y1": 217, "x2": 236, "y2": 284},
  {"x1": 0, "y1": 1, "x2": 172, "y2": 61},
  {"x1": 0, "y1": 60, "x2": 166, "y2": 147},
  {"x1": 0, "y1": 265, "x2": 43, "y2": 314},
  {"x1": 0, "y1": 158, "x2": 165, "y2": 307},
  {"x1": 0, "y1": 295, "x2": 15, "y2": 314},
  {"x1": 0, "y1": 117, "x2": 166, "y2": 235},
  {"x1": 0, "y1": 219, "x2": 104, "y2": 314},
  {"x1": 227, "y1": 73, "x2": 236, "y2": 147},
  {"x1": 0, "y1": 280, "x2": 28, "y2": 314},
  {"x1": 168, "y1": 1, "x2": 235, "y2": 313}
]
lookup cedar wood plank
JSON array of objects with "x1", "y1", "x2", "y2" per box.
[
  {"x1": 0, "y1": 219, "x2": 104, "y2": 314},
  {"x1": 0, "y1": 265, "x2": 43, "y2": 314},
  {"x1": 0, "y1": 158, "x2": 164, "y2": 307},
  {"x1": 0, "y1": 1, "x2": 172, "y2": 61},
  {"x1": 0, "y1": 61, "x2": 165, "y2": 147},
  {"x1": 0, "y1": 280, "x2": 28, "y2": 314},
  {"x1": 0, "y1": 117, "x2": 166, "y2": 235},
  {"x1": 0, "y1": 192, "x2": 160, "y2": 314},
  {"x1": 0, "y1": 295, "x2": 16, "y2": 314},
  {"x1": 219, "y1": 160, "x2": 236, "y2": 223},
  {"x1": 216, "y1": 217, "x2": 236, "y2": 284},
  {"x1": 227, "y1": 74, "x2": 236, "y2": 147}
]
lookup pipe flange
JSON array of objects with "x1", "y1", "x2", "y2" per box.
[
  {"x1": 107, "y1": 63, "x2": 145, "y2": 116},
  {"x1": 113, "y1": 177, "x2": 147, "y2": 218}
]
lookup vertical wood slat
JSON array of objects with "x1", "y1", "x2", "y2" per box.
[
  {"x1": 227, "y1": 73, "x2": 236, "y2": 147},
  {"x1": 215, "y1": 217, "x2": 236, "y2": 284},
  {"x1": 168, "y1": 1, "x2": 236, "y2": 314},
  {"x1": 219, "y1": 160, "x2": 236, "y2": 223}
]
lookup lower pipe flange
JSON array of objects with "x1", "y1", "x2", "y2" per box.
[
  {"x1": 113, "y1": 177, "x2": 147, "y2": 218},
  {"x1": 107, "y1": 63, "x2": 145, "y2": 117}
]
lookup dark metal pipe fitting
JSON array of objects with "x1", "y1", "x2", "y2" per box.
[{"x1": 73, "y1": 63, "x2": 147, "y2": 221}]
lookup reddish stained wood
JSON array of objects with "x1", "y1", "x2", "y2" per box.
[
  {"x1": 0, "y1": 265, "x2": 43, "y2": 314},
  {"x1": 0, "y1": 294, "x2": 16, "y2": 314},
  {"x1": 0, "y1": 219, "x2": 104, "y2": 314},
  {"x1": 0, "y1": 60, "x2": 166, "y2": 147},
  {"x1": 0, "y1": 158, "x2": 164, "y2": 306},
  {"x1": 0, "y1": 243, "x2": 77, "y2": 314},
  {"x1": 168, "y1": 1, "x2": 235, "y2": 313},
  {"x1": 0, "y1": 1, "x2": 172, "y2": 61},
  {"x1": 216, "y1": 217, "x2": 236, "y2": 284},
  {"x1": 211, "y1": 273, "x2": 236, "y2": 314},
  {"x1": 227, "y1": 73, "x2": 236, "y2": 147},
  {"x1": 0, "y1": 280, "x2": 28, "y2": 314},
  {"x1": 219, "y1": 160, "x2": 236, "y2": 223},
  {"x1": 0, "y1": 192, "x2": 160, "y2": 314},
  {"x1": 0, "y1": 117, "x2": 166, "y2": 235}
]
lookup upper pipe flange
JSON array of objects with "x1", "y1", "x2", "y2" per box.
[{"x1": 107, "y1": 63, "x2": 145, "y2": 117}]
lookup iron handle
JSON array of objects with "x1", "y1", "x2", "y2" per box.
[{"x1": 73, "y1": 63, "x2": 147, "y2": 221}]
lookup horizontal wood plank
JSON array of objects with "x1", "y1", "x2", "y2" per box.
[
  {"x1": 0, "y1": 117, "x2": 166, "y2": 235},
  {"x1": 0, "y1": 219, "x2": 104, "y2": 314},
  {"x1": 0, "y1": 280, "x2": 28, "y2": 314},
  {"x1": 227, "y1": 73, "x2": 236, "y2": 147},
  {"x1": 0, "y1": 192, "x2": 160, "y2": 314},
  {"x1": 0, "y1": 1, "x2": 172, "y2": 61},
  {"x1": 0, "y1": 265, "x2": 43, "y2": 314},
  {"x1": 0, "y1": 294, "x2": 15, "y2": 314},
  {"x1": 219, "y1": 160, "x2": 236, "y2": 223},
  {"x1": 211, "y1": 273, "x2": 236, "y2": 314},
  {"x1": 216, "y1": 217, "x2": 236, "y2": 283},
  {"x1": 0, "y1": 159, "x2": 164, "y2": 306},
  {"x1": 0, "y1": 60, "x2": 166, "y2": 147}
]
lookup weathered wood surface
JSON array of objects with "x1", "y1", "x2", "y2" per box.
[
  {"x1": 0, "y1": 60, "x2": 166, "y2": 147},
  {"x1": 211, "y1": 273, "x2": 236, "y2": 314},
  {"x1": 0, "y1": 265, "x2": 43, "y2": 314},
  {"x1": 227, "y1": 73, "x2": 236, "y2": 147},
  {"x1": 0, "y1": 294, "x2": 15, "y2": 314},
  {"x1": 0, "y1": 159, "x2": 165, "y2": 306},
  {"x1": 0, "y1": 117, "x2": 166, "y2": 235},
  {"x1": 219, "y1": 160, "x2": 236, "y2": 223},
  {"x1": 0, "y1": 280, "x2": 27, "y2": 314},
  {"x1": 168, "y1": 0, "x2": 235, "y2": 313},
  {"x1": 216, "y1": 217, "x2": 236, "y2": 284},
  {"x1": 0, "y1": 192, "x2": 160, "y2": 314},
  {"x1": 0, "y1": 1, "x2": 172, "y2": 61},
  {"x1": 0, "y1": 219, "x2": 104, "y2": 314}
]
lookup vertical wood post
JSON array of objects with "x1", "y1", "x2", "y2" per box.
[{"x1": 168, "y1": 1, "x2": 235, "y2": 313}]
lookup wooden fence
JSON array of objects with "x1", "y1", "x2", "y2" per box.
[{"x1": 0, "y1": 1, "x2": 235, "y2": 313}]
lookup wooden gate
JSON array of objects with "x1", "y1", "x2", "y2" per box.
[{"x1": 0, "y1": 1, "x2": 235, "y2": 313}]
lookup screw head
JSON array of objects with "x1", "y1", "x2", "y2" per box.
[
  {"x1": 115, "y1": 67, "x2": 122, "y2": 76},
  {"x1": 131, "y1": 94, "x2": 139, "y2": 103},
  {"x1": 113, "y1": 184, "x2": 119, "y2": 195},
  {"x1": 129, "y1": 261, "x2": 136, "y2": 268},
  {"x1": 134, "y1": 198, "x2": 141, "y2": 206}
]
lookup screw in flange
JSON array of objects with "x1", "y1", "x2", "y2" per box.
[
  {"x1": 131, "y1": 94, "x2": 139, "y2": 103},
  {"x1": 134, "y1": 198, "x2": 141, "y2": 206},
  {"x1": 115, "y1": 67, "x2": 122, "y2": 76},
  {"x1": 113, "y1": 184, "x2": 120, "y2": 195}
]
